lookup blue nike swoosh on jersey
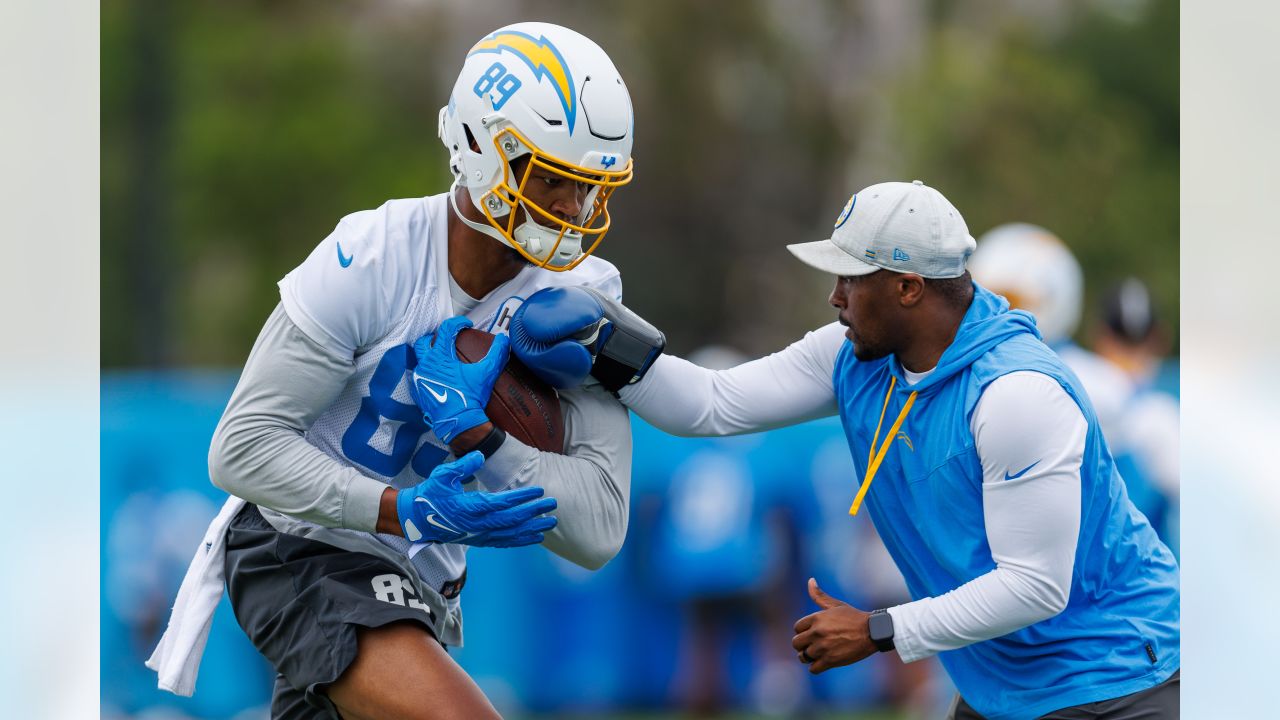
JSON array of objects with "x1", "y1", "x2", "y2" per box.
[
  {"x1": 1004, "y1": 460, "x2": 1041, "y2": 481},
  {"x1": 336, "y1": 242, "x2": 354, "y2": 268}
]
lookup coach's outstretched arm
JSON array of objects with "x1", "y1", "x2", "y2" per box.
[
  {"x1": 510, "y1": 287, "x2": 845, "y2": 436},
  {"x1": 617, "y1": 322, "x2": 846, "y2": 436}
]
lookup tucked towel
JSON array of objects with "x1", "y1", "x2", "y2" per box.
[{"x1": 145, "y1": 495, "x2": 246, "y2": 696}]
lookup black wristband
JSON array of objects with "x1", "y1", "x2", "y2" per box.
[{"x1": 465, "y1": 425, "x2": 507, "y2": 459}]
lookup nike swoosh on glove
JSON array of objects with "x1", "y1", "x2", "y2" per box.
[
  {"x1": 410, "y1": 315, "x2": 510, "y2": 444},
  {"x1": 396, "y1": 451, "x2": 558, "y2": 547}
]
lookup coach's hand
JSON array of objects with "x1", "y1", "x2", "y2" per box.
[
  {"x1": 396, "y1": 451, "x2": 558, "y2": 547},
  {"x1": 410, "y1": 316, "x2": 508, "y2": 444},
  {"x1": 792, "y1": 578, "x2": 878, "y2": 674}
]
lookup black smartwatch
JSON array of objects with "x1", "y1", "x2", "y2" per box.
[{"x1": 868, "y1": 609, "x2": 895, "y2": 653}]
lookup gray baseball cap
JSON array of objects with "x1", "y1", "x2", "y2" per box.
[{"x1": 787, "y1": 180, "x2": 976, "y2": 279}]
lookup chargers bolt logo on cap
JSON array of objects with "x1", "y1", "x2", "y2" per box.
[{"x1": 834, "y1": 194, "x2": 857, "y2": 229}]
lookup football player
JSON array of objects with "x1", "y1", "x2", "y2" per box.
[{"x1": 149, "y1": 22, "x2": 650, "y2": 720}]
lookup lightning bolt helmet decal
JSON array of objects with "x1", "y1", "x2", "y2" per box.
[{"x1": 469, "y1": 30, "x2": 578, "y2": 134}]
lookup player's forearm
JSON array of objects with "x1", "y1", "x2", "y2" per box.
[
  {"x1": 618, "y1": 324, "x2": 844, "y2": 436},
  {"x1": 209, "y1": 304, "x2": 389, "y2": 532},
  {"x1": 472, "y1": 385, "x2": 631, "y2": 570},
  {"x1": 211, "y1": 422, "x2": 387, "y2": 531}
]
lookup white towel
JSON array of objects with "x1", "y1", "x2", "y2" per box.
[{"x1": 145, "y1": 496, "x2": 246, "y2": 696}]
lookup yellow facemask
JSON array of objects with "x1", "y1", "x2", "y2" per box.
[{"x1": 478, "y1": 126, "x2": 634, "y2": 271}]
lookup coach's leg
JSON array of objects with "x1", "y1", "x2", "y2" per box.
[
  {"x1": 325, "y1": 621, "x2": 501, "y2": 720},
  {"x1": 1039, "y1": 669, "x2": 1179, "y2": 719},
  {"x1": 946, "y1": 693, "x2": 987, "y2": 720}
]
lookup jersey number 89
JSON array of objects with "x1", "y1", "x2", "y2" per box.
[{"x1": 341, "y1": 344, "x2": 449, "y2": 480}]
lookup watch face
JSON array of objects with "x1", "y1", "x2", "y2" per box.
[{"x1": 869, "y1": 611, "x2": 894, "y2": 651}]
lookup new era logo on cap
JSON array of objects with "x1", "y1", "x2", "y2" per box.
[{"x1": 787, "y1": 180, "x2": 977, "y2": 279}]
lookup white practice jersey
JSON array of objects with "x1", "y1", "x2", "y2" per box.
[{"x1": 277, "y1": 192, "x2": 623, "y2": 598}]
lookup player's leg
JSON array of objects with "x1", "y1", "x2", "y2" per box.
[
  {"x1": 225, "y1": 503, "x2": 483, "y2": 720},
  {"x1": 683, "y1": 597, "x2": 725, "y2": 715},
  {"x1": 324, "y1": 621, "x2": 499, "y2": 720},
  {"x1": 270, "y1": 674, "x2": 325, "y2": 719}
]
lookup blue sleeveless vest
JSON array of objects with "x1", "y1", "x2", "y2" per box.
[{"x1": 831, "y1": 285, "x2": 1179, "y2": 720}]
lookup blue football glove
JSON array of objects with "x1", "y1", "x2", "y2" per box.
[
  {"x1": 410, "y1": 316, "x2": 510, "y2": 444},
  {"x1": 396, "y1": 451, "x2": 558, "y2": 547},
  {"x1": 510, "y1": 286, "x2": 666, "y2": 392}
]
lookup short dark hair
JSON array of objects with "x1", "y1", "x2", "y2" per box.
[{"x1": 927, "y1": 271, "x2": 974, "y2": 309}]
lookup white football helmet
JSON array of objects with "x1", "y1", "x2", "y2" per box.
[
  {"x1": 439, "y1": 22, "x2": 635, "y2": 271},
  {"x1": 968, "y1": 223, "x2": 1083, "y2": 345}
]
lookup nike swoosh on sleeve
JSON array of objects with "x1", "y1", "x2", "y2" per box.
[
  {"x1": 1004, "y1": 459, "x2": 1041, "y2": 481},
  {"x1": 336, "y1": 242, "x2": 354, "y2": 268}
]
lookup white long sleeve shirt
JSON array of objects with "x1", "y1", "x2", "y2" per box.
[{"x1": 620, "y1": 324, "x2": 1085, "y2": 661}]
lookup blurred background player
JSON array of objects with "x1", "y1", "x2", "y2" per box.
[
  {"x1": 968, "y1": 225, "x2": 1178, "y2": 549},
  {"x1": 641, "y1": 346, "x2": 802, "y2": 717},
  {"x1": 967, "y1": 223, "x2": 1130, "y2": 436},
  {"x1": 147, "y1": 22, "x2": 640, "y2": 720},
  {"x1": 1095, "y1": 277, "x2": 1175, "y2": 389},
  {"x1": 1093, "y1": 277, "x2": 1180, "y2": 551}
]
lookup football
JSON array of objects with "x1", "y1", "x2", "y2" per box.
[{"x1": 455, "y1": 327, "x2": 565, "y2": 453}]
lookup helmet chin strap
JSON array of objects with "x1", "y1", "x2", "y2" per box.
[
  {"x1": 447, "y1": 180, "x2": 584, "y2": 268},
  {"x1": 448, "y1": 180, "x2": 510, "y2": 246}
]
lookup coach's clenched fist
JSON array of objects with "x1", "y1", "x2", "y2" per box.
[{"x1": 791, "y1": 578, "x2": 878, "y2": 674}]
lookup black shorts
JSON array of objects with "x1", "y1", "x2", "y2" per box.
[
  {"x1": 224, "y1": 503, "x2": 442, "y2": 719},
  {"x1": 948, "y1": 670, "x2": 1180, "y2": 720}
]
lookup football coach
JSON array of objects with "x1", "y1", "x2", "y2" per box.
[{"x1": 505, "y1": 180, "x2": 1181, "y2": 719}]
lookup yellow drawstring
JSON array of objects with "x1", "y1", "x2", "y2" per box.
[{"x1": 849, "y1": 376, "x2": 918, "y2": 515}]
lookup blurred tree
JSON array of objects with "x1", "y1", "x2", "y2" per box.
[
  {"x1": 102, "y1": 0, "x2": 174, "y2": 366},
  {"x1": 584, "y1": 0, "x2": 854, "y2": 356},
  {"x1": 102, "y1": 0, "x2": 1177, "y2": 366},
  {"x1": 103, "y1": 2, "x2": 452, "y2": 366},
  {"x1": 887, "y1": 0, "x2": 1178, "y2": 346}
]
